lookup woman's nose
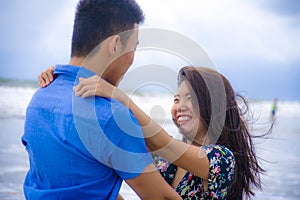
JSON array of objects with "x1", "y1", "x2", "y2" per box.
[{"x1": 176, "y1": 103, "x2": 188, "y2": 112}]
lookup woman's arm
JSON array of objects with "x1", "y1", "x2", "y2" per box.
[
  {"x1": 117, "y1": 193, "x2": 124, "y2": 200},
  {"x1": 74, "y1": 76, "x2": 209, "y2": 180}
]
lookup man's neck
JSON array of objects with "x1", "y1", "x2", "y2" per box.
[
  {"x1": 69, "y1": 55, "x2": 109, "y2": 78},
  {"x1": 69, "y1": 56, "x2": 116, "y2": 86},
  {"x1": 69, "y1": 56, "x2": 85, "y2": 67},
  {"x1": 69, "y1": 56, "x2": 107, "y2": 76}
]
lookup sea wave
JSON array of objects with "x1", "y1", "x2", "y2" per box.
[
  {"x1": 0, "y1": 86, "x2": 36, "y2": 119},
  {"x1": 1, "y1": 85, "x2": 300, "y2": 200},
  {"x1": 1, "y1": 85, "x2": 300, "y2": 121}
]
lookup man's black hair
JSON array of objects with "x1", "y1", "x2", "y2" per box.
[{"x1": 71, "y1": 0, "x2": 144, "y2": 57}]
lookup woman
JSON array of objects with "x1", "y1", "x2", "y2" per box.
[{"x1": 39, "y1": 66, "x2": 265, "y2": 199}]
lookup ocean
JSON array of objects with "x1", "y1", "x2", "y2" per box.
[{"x1": 0, "y1": 83, "x2": 300, "y2": 200}]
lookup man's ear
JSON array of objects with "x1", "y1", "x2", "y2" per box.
[{"x1": 108, "y1": 35, "x2": 121, "y2": 56}]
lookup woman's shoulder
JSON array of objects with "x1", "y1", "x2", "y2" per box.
[
  {"x1": 201, "y1": 144, "x2": 234, "y2": 160},
  {"x1": 201, "y1": 144, "x2": 235, "y2": 177},
  {"x1": 201, "y1": 144, "x2": 235, "y2": 198}
]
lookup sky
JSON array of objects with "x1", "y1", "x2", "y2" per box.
[{"x1": 0, "y1": 0, "x2": 299, "y2": 100}]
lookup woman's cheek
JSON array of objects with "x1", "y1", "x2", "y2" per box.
[
  {"x1": 171, "y1": 105, "x2": 176, "y2": 119},
  {"x1": 171, "y1": 105, "x2": 179, "y2": 127}
]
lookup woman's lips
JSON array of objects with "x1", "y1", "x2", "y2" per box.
[{"x1": 177, "y1": 115, "x2": 192, "y2": 124}]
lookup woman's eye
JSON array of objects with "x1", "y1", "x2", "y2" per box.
[{"x1": 174, "y1": 98, "x2": 179, "y2": 103}]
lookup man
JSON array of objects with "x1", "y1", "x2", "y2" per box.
[{"x1": 22, "y1": 0, "x2": 181, "y2": 199}]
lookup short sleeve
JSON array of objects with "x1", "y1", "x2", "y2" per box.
[
  {"x1": 152, "y1": 154, "x2": 177, "y2": 186},
  {"x1": 201, "y1": 145, "x2": 235, "y2": 198},
  {"x1": 104, "y1": 105, "x2": 153, "y2": 180}
]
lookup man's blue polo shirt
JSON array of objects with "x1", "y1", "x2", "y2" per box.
[{"x1": 22, "y1": 65, "x2": 152, "y2": 199}]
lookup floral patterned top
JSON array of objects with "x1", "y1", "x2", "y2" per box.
[{"x1": 153, "y1": 144, "x2": 235, "y2": 200}]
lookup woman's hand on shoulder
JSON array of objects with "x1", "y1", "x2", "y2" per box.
[
  {"x1": 73, "y1": 75, "x2": 116, "y2": 99},
  {"x1": 74, "y1": 76, "x2": 130, "y2": 106},
  {"x1": 38, "y1": 66, "x2": 55, "y2": 87}
]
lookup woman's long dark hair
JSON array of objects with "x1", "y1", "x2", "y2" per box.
[{"x1": 178, "y1": 66, "x2": 266, "y2": 199}]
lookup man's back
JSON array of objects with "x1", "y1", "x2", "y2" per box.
[{"x1": 22, "y1": 65, "x2": 152, "y2": 199}]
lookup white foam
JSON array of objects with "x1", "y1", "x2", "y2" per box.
[{"x1": 0, "y1": 86, "x2": 36, "y2": 118}]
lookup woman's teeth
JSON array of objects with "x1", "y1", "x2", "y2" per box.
[{"x1": 178, "y1": 116, "x2": 191, "y2": 122}]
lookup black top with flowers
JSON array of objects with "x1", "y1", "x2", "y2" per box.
[{"x1": 153, "y1": 145, "x2": 235, "y2": 200}]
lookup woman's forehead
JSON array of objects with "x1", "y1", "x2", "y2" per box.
[{"x1": 175, "y1": 81, "x2": 192, "y2": 97}]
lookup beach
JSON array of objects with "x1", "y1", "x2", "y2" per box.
[
  {"x1": 0, "y1": 85, "x2": 300, "y2": 199},
  {"x1": 0, "y1": 118, "x2": 27, "y2": 200}
]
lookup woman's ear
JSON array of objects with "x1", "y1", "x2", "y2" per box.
[{"x1": 108, "y1": 35, "x2": 121, "y2": 56}]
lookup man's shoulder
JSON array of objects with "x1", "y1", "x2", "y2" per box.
[
  {"x1": 94, "y1": 97, "x2": 130, "y2": 113},
  {"x1": 94, "y1": 97, "x2": 136, "y2": 122}
]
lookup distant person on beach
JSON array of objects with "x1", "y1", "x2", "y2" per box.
[
  {"x1": 22, "y1": 0, "x2": 181, "y2": 199},
  {"x1": 271, "y1": 98, "x2": 278, "y2": 121},
  {"x1": 40, "y1": 66, "x2": 265, "y2": 199}
]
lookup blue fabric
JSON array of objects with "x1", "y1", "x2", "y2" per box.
[{"x1": 22, "y1": 65, "x2": 152, "y2": 199}]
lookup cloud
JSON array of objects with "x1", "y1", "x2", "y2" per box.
[
  {"x1": 135, "y1": 0, "x2": 300, "y2": 100},
  {"x1": 253, "y1": 0, "x2": 300, "y2": 17},
  {"x1": 137, "y1": 0, "x2": 300, "y2": 65},
  {"x1": 0, "y1": 0, "x2": 299, "y2": 100},
  {"x1": 0, "y1": 0, "x2": 76, "y2": 79}
]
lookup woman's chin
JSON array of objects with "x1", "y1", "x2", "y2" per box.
[{"x1": 179, "y1": 129, "x2": 194, "y2": 141}]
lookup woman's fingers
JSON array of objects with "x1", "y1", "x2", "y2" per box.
[
  {"x1": 74, "y1": 75, "x2": 113, "y2": 99},
  {"x1": 42, "y1": 71, "x2": 50, "y2": 86},
  {"x1": 45, "y1": 66, "x2": 55, "y2": 83},
  {"x1": 38, "y1": 71, "x2": 49, "y2": 87},
  {"x1": 47, "y1": 70, "x2": 54, "y2": 82},
  {"x1": 74, "y1": 78, "x2": 88, "y2": 93},
  {"x1": 74, "y1": 77, "x2": 99, "y2": 98},
  {"x1": 75, "y1": 84, "x2": 96, "y2": 97},
  {"x1": 38, "y1": 66, "x2": 55, "y2": 87},
  {"x1": 49, "y1": 65, "x2": 55, "y2": 72},
  {"x1": 81, "y1": 88, "x2": 97, "y2": 98},
  {"x1": 73, "y1": 79, "x2": 84, "y2": 92},
  {"x1": 38, "y1": 74, "x2": 46, "y2": 87}
]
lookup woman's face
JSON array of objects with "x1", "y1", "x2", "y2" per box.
[{"x1": 171, "y1": 80, "x2": 206, "y2": 142}]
